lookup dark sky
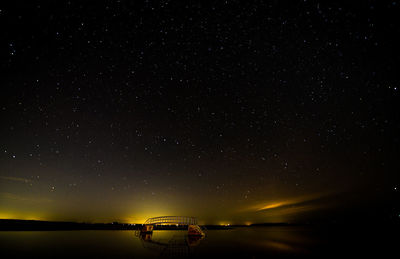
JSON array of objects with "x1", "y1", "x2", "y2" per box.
[{"x1": 1, "y1": 1, "x2": 399, "y2": 224}]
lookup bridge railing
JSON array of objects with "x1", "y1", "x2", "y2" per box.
[{"x1": 144, "y1": 216, "x2": 198, "y2": 225}]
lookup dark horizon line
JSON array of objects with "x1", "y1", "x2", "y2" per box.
[
  {"x1": 0, "y1": 218, "x2": 315, "y2": 224},
  {"x1": 1, "y1": 219, "x2": 398, "y2": 231}
]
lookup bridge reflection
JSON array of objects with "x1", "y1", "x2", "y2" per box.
[{"x1": 137, "y1": 231, "x2": 204, "y2": 257}]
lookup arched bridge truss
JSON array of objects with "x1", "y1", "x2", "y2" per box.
[
  {"x1": 140, "y1": 216, "x2": 204, "y2": 236},
  {"x1": 144, "y1": 216, "x2": 198, "y2": 225}
]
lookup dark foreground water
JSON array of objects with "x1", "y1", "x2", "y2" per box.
[{"x1": 0, "y1": 226, "x2": 397, "y2": 258}]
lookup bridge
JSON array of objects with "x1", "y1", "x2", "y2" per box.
[
  {"x1": 144, "y1": 216, "x2": 198, "y2": 225},
  {"x1": 140, "y1": 216, "x2": 204, "y2": 236}
]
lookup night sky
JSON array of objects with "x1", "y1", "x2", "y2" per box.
[{"x1": 1, "y1": 1, "x2": 399, "y2": 225}]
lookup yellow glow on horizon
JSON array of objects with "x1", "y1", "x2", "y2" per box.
[
  {"x1": 0, "y1": 189, "x2": 335, "y2": 224},
  {"x1": 124, "y1": 207, "x2": 179, "y2": 224},
  {"x1": 0, "y1": 212, "x2": 15, "y2": 219},
  {"x1": 0, "y1": 211, "x2": 46, "y2": 221}
]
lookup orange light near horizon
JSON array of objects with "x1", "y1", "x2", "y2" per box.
[
  {"x1": 0, "y1": 212, "x2": 15, "y2": 219},
  {"x1": 257, "y1": 202, "x2": 287, "y2": 211},
  {"x1": 0, "y1": 212, "x2": 45, "y2": 221}
]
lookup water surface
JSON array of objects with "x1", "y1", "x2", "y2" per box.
[{"x1": 0, "y1": 226, "x2": 395, "y2": 257}]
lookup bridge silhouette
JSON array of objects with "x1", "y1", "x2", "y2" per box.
[
  {"x1": 140, "y1": 216, "x2": 204, "y2": 236},
  {"x1": 144, "y1": 216, "x2": 198, "y2": 225}
]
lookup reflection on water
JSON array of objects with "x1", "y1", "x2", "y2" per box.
[
  {"x1": 0, "y1": 226, "x2": 395, "y2": 257},
  {"x1": 136, "y1": 231, "x2": 204, "y2": 257}
]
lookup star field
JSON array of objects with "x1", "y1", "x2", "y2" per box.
[{"x1": 1, "y1": 1, "x2": 399, "y2": 224}]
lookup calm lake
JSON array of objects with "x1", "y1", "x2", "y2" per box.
[{"x1": 0, "y1": 226, "x2": 395, "y2": 258}]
